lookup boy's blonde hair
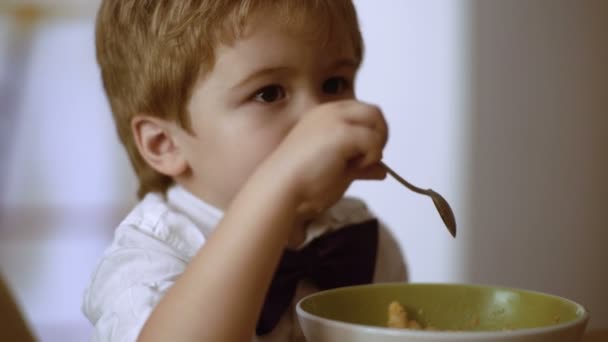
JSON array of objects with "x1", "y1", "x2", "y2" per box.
[{"x1": 96, "y1": 0, "x2": 364, "y2": 198}]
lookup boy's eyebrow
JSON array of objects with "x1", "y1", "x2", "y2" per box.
[
  {"x1": 328, "y1": 58, "x2": 359, "y2": 71},
  {"x1": 230, "y1": 58, "x2": 358, "y2": 91},
  {"x1": 231, "y1": 67, "x2": 291, "y2": 91}
]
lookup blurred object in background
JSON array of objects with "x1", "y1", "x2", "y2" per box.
[
  {"x1": 0, "y1": 272, "x2": 36, "y2": 342},
  {"x1": 0, "y1": 3, "x2": 40, "y2": 200},
  {"x1": 0, "y1": 0, "x2": 99, "y2": 17}
]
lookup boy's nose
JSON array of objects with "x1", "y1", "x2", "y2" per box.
[{"x1": 295, "y1": 93, "x2": 330, "y2": 117}]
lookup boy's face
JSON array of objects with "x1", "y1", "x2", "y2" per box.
[{"x1": 175, "y1": 16, "x2": 359, "y2": 209}]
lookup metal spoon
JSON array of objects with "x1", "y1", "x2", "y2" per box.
[{"x1": 380, "y1": 161, "x2": 457, "y2": 238}]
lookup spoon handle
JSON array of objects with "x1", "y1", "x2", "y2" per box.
[{"x1": 380, "y1": 162, "x2": 429, "y2": 195}]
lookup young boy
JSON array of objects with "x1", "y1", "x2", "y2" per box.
[{"x1": 83, "y1": 1, "x2": 406, "y2": 341}]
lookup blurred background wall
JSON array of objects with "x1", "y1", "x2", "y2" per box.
[
  {"x1": 0, "y1": 0, "x2": 606, "y2": 340},
  {"x1": 465, "y1": 0, "x2": 608, "y2": 330},
  {"x1": 0, "y1": 1, "x2": 136, "y2": 340}
]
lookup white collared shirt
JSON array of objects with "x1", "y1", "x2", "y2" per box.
[{"x1": 82, "y1": 185, "x2": 406, "y2": 342}]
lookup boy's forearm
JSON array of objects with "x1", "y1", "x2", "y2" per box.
[{"x1": 138, "y1": 171, "x2": 299, "y2": 342}]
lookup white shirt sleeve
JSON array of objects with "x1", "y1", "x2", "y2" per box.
[{"x1": 82, "y1": 224, "x2": 190, "y2": 342}]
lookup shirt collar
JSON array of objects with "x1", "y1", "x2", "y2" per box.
[
  {"x1": 165, "y1": 185, "x2": 373, "y2": 248},
  {"x1": 166, "y1": 184, "x2": 224, "y2": 238}
]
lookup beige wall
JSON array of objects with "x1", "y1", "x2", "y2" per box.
[{"x1": 467, "y1": 0, "x2": 608, "y2": 330}]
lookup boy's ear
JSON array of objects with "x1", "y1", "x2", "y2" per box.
[{"x1": 131, "y1": 115, "x2": 188, "y2": 177}]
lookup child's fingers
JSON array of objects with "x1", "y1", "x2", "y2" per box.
[
  {"x1": 333, "y1": 100, "x2": 389, "y2": 145},
  {"x1": 337, "y1": 124, "x2": 385, "y2": 168},
  {"x1": 350, "y1": 163, "x2": 387, "y2": 180}
]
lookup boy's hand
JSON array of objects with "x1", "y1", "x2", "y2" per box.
[{"x1": 260, "y1": 100, "x2": 389, "y2": 218}]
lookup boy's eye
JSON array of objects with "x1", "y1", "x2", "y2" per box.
[
  {"x1": 253, "y1": 85, "x2": 286, "y2": 103},
  {"x1": 322, "y1": 76, "x2": 350, "y2": 95}
]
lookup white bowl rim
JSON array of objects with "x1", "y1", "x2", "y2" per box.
[{"x1": 295, "y1": 282, "x2": 589, "y2": 339}]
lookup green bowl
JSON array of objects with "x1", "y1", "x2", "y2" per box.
[{"x1": 296, "y1": 283, "x2": 588, "y2": 342}]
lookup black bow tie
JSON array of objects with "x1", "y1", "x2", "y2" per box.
[{"x1": 256, "y1": 219, "x2": 379, "y2": 336}]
